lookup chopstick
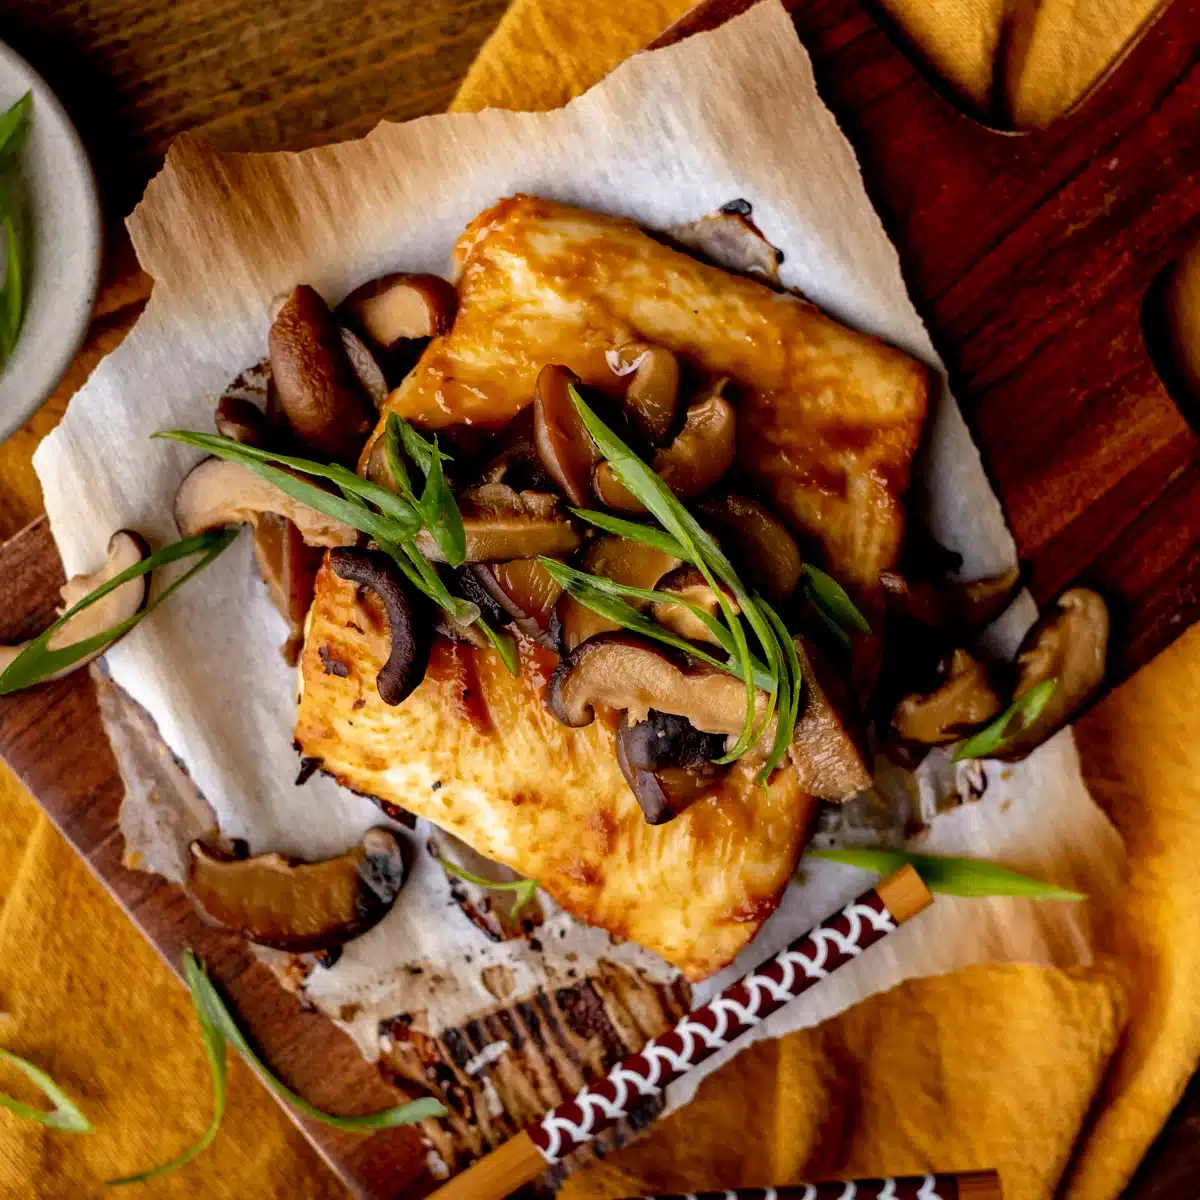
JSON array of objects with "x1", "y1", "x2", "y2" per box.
[
  {"x1": 619, "y1": 1169, "x2": 1003, "y2": 1198},
  {"x1": 428, "y1": 865, "x2": 933, "y2": 1200}
]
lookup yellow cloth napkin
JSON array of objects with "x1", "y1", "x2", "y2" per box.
[{"x1": 0, "y1": 2, "x2": 1195, "y2": 1198}]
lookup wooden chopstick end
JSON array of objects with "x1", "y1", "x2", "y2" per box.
[{"x1": 876, "y1": 863, "x2": 933, "y2": 924}]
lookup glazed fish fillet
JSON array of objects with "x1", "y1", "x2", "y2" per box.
[
  {"x1": 297, "y1": 196, "x2": 928, "y2": 979},
  {"x1": 297, "y1": 567, "x2": 817, "y2": 981},
  {"x1": 375, "y1": 195, "x2": 929, "y2": 588}
]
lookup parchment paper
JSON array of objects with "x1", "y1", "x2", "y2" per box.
[{"x1": 33, "y1": 0, "x2": 1126, "y2": 1125}]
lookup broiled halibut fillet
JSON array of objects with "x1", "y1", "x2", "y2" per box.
[
  {"x1": 297, "y1": 196, "x2": 928, "y2": 978},
  {"x1": 368, "y1": 195, "x2": 929, "y2": 589},
  {"x1": 297, "y1": 565, "x2": 817, "y2": 981}
]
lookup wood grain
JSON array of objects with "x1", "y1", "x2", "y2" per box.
[{"x1": 0, "y1": 0, "x2": 1198, "y2": 1197}]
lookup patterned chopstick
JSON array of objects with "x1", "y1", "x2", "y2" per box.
[
  {"x1": 429, "y1": 866, "x2": 933, "y2": 1200},
  {"x1": 626, "y1": 1169, "x2": 1003, "y2": 1199}
]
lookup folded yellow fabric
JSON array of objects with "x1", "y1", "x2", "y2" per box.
[{"x1": 1, "y1": 2, "x2": 1195, "y2": 1199}]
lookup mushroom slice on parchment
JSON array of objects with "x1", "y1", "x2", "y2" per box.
[
  {"x1": 173, "y1": 457, "x2": 358, "y2": 547},
  {"x1": 667, "y1": 201, "x2": 784, "y2": 285},
  {"x1": 0, "y1": 531, "x2": 151, "y2": 681},
  {"x1": 268, "y1": 285, "x2": 377, "y2": 464},
  {"x1": 698, "y1": 493, "x2": 803, "y2": 601},
  {"x1": 547, "y1": 632, "x2": 771, "y2": 737},
  {"x1": 213, "y1": 392, "x2": 327, "y2": 665},
  {"x1": 594, "y1": 384, "x2": 736, "y2": 511},
  {"x1": 329, "y1": 547, "x2": 432, "y2": 705},
  {"x1": 415, "y1": 483, "x2": 580, "y2": 563},
  {"x1": 557, "y1": 535, "x2": 683, "y2": 652},
  {"x1": 340, "y1": 273, "x2": 457, "y2": 352},
  {"x1": 186, "y1": 828, "x2": 409, "y2": 952},
  {"x1": 994, "y1": 588, "x2": 1109, "y2": 761},
  {"x1": 891, "y1": 648, "x2": 1004, "y2": 746},
  {"x1": 614, "y1": 709, "x2": 728, "y2": 825}
]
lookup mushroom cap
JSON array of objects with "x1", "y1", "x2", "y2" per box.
[
  {"x1": 996, "y1": 587, "x2": 1109, "y2": 760},
  {"x1": 608, "y1": 344, "x2": 681, "y2": 446},
  {"x1": 329, "y1": 547, "x2": 432, "y2": 705},
  {"x1": 557, "y1": 535, "x2": 682, "y2": 652},
  {"x1": 891, "y1": 648, "x2": 1004, "y2": 746},
  {"x1": 186, "y1": 827, "x2": 409, "y2": 952},
  {"x1": 0, "y1": 531, "x2": 156, "y2": 684},
  {"x1": 173, "y1": 456, "x2": 359, "y2": 547},
  {"x1": 415, "y1": 483, "x2": 579, "y2": 562},
  {"x1": 340, "y1": 272, "x2": 457, "y2": 352},
  {"x1": 698, "y1": 493, "x2": 803, "y2": 601},
  {"x1": 546, "y1": 632, "x2": 769, "y2": 735},
  {"x1": 594, "y1": 386, "x2": 737, "y2": 511},
  {"x1": 879, "y1": 565, "x2": 1021, "y2": 631},
  {"x1": 650, "y1": 566, "x2": 739, "y2": 647},
  {"x1": 667, "y1": 205, "x2": 784, "y2": 285},
  {"x1": 268, "y1": 284, "x2": 376, "y2": 464},
  {"x1": 533, "y1": 364, "x2": 600, "y2": 507}
]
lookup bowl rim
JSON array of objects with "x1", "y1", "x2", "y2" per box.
[{"x1": 0, "y1": 38, "x2": 103, "y2": 445}]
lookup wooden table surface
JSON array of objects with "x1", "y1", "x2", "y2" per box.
[{"x1": 0, "y1": 0, "x2": 1196, "y2": 1196}]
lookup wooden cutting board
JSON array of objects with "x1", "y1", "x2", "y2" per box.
[{"x1": 0, "y1": 0, "x2": 1197, "y2": 1196}]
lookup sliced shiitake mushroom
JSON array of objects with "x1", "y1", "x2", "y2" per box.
[
  {"x1": 338, "y1": 325, "x2": 389, "y2": 408},
  {"x1": 534, "y1": 364, "x2": 600, "y2": 506},
  {"x1": 415, "y1": 483, "x2": 580, "y2": 562},
  {"x1": 268, "y1": 285, "x2": 376, "y2": 464},
  {"x1": 994, "y1": 588, "x2": 1109, "y2": 761},
  {"x1": 253, "y1": 514, "x2": 324, "y2": 666},
  {"x1": 667, "y1": 202, "x2": 784, "y2": 285},
  {"x1": 471, "y1": 560, "x2": 563, "y2": 636},
  {"x1": 340, "y1": 273, "x2": 457, "y2": 352},
  {"x1": 698, "y1": 494, "x2": 803, "y2": 601},
  {"x1": 547, "y1": 632, "x2": 770, "y2": 736},
  {"x1": 478, "y1": 409, "x2": 552, "y2": 492},
  {"x1": 215, "y1": 394, "x2": 273, "y2": 445},
  {"x1": 607, "y1": 344, "x2": 681, "y2": 446},
  {"x1": 186, "y1": 828, "x2": 409, "y2": 952},
  {"x1": 558, "y1": 535, "x2": 683, "y2": 652},
  {"x1": 213, "y1": 393, "x2": 324, "y2": 664},
  {"x1": 0, "y1": 531, "x2": 151, "y2": 682},
  {"x1": 330, "y1": 547, "x2": 432, "y2": 705},
  {"x1": 650, "y1": 566, "x2": 739, "y2": 646},
  {"x1": 174, "y1": 457, "x2": 358, "y2": 547},
  {"x1": 891, "y1": 648, "x2": 1004, "y2": 746},
  {"x1": 789, "y1": 636, "x2": 872, "y2": 801},
  {"x1": 614, "y1": 709, "x2": 727, "y2": 824},
  {"x1": 879, "y1": 565, "x2": 1021, "y2": 631},
  {"x1": 594, "y1": 385, "x2": 736, "y2": 511}
]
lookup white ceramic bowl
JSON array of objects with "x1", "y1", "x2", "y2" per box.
[{"x1": 0, "y1": 41, "x2": 102, "y2": 443}]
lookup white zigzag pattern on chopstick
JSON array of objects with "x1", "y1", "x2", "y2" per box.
[
  {"x1": 538, "y1": 900, "x2": 896, "y2": 1161},
  {"x1": 641, "y1": 1175, "x2": 949, "y2": 1199}
]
